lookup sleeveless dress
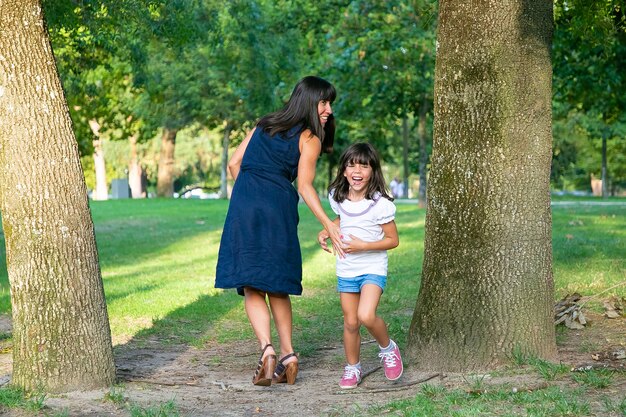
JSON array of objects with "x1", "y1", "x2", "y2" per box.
[{"x1": 215, "y1": 125, "x2": 303, "y2": 295}]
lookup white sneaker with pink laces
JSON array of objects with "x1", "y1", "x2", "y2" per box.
[
  {"x1": 339, "y1": 364, "x2": 362, "y2": 389},
  {"x1": 379, "y1": 342, "x2": 403, "y2": 380}
]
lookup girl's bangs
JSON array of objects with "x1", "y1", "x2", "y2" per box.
[{"x1": 347, "y1": 153, "x2": 373, "y2": 166}]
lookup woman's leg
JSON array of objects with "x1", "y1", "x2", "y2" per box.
[
  {"x1": 267, "y1": 293, "x2": 296, "y2": 364},
  {"x1": 244, "y1": 287, "x2": 276, "y2": 357},
  {"x1": 340, "y1": 292, "x2": 362, "y2": 365},
  {"x1": 357, "y1": 284, "x2": 390, "y2": 348}
]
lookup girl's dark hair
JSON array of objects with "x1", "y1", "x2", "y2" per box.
[
  {"x1": 257, "y1": 76, "x2": 336, "y2": 154},
  {"x1": 328, "y1": 142, "x2": 393, "y2": 203}
]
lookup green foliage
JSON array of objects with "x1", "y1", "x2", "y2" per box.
[
  {"x1": 326, "y1": 1, "x2": 437, "y2": 160},
  {"x1": 553, "y1": 0, "x2": 626, "y2": 193}
]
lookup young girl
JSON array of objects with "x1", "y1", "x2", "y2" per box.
[{"x1": 318, "y1": 142, "x2": 402, "y2": 389}]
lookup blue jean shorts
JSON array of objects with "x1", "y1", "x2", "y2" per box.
[{"x1": 337, "y1": 274, "x2": 387, "y2": 293}]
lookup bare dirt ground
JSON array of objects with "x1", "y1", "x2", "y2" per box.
[{"x1": 0, "y1": 311, "x2": 624, "y2": 417}]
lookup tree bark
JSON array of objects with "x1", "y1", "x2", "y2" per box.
[
  {"x1": 128, "y1": 134, "x2": 145, "y2": 198},
  {"x1": 0, "y1": 0, "x2": 115, "y2": 392},
  {"x1": 156, "y1": 128, "x2": 177, "y2": 197},
  {"x1": 220, "y1": 124, "x2": 231, "y2": 199},
  {"x1": 89, "y1": 119, "x2": 108, "y2": 201},
  {"x1": 407, "y1": 0, "x2": 556, "y2": 371},
  {"x1": 418, "y1": 96, "x2": 429, "y2": 209}
]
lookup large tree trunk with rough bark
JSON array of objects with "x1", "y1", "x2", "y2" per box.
[
  {"x1": 407, "y1": 0, "x2": 556, "y2": 371},
  {"x1": 0, "y1": 0, "x2": 115, "y2": 392},
  {"x1": 156, "y1": 128, "x2": 177, "y2": 197}
]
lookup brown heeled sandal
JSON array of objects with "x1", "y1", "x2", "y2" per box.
[
  {"x1": 272, "y1": 352, "x2": 298, "y2": 384},
  {"x1": 252, "y1": 344, "x2": 277, "y2": 386}
]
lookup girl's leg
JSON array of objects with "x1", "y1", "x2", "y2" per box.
[
  {"x1": 357, "y1": 284, "x2": 389, "y2": 348},
  {"x1": 243, "y1": 287, "x2": 276, "y2": 357},
  {"x1": 267, "y1": 293, "x2": 296, "y2": 365},
  {"x1": 340, "y1": 292, "x2": 362, "y2": 365}
]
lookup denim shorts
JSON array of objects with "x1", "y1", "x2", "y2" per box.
[{"x1": 337, "y1": 274, "x2": 387, "y2": 293}]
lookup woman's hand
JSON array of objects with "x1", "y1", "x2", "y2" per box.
[
  {"x1": 325, "y1": 222, "x2": 345, "y2": 258},
  {"x1": 318, "y1": 230, "x2": 331, "y2": 253}
]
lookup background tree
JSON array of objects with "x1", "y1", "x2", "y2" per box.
[
  {"x1": 0, "y1": 0, "x2": 115, "y2": 391},
  {"x1": 407, "y1": 0, "x2": 556, "y2": 370},
  {"x1": 552, "y1": 0, "x2": 626, "y2": 197},
  {"x1": 328, "y1": 0, "x2": 436, "y2": 203}
]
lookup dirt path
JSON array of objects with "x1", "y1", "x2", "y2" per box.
[{"x1": 0, "y1": 312, "x2": 624, "y2": 416}]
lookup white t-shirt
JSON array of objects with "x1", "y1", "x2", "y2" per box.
[{"x1": 329, "y1": 191, "x2": 396, "y2": 278}]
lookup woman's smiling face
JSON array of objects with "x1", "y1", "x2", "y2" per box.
[{"x1": 318, "y1": 100, "x2": 332, "y2": 125}]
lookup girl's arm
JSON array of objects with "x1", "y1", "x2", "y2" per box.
[
  {"x1": 318, "y1": 217, "x2": 340, "y2": 253},
  {"x1": 298, "y1": 132, "x2": 345, "y2": 257},
  {"x1": 343, "y1": 220, "x2": 399, "y2": 253},
  {"x1": 228, "y1": 127, "x2": 256, "y2": 180}
]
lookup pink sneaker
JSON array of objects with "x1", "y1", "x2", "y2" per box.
[
  {"x1": 379, "y1": 343, "x2": 403, "y2": 380},
  {"x1": 339, "y1": 365, "x2": 362, "y2": 389}
]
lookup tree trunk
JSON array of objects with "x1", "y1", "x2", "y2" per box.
[
  {"x1": 0, "y1": 0, "x2": 115, "y2": 392},
  {"x1": 407, "y1": 0, "x2": 556, "y2": 371},
  {"x1": 401, "y1": 117, "x2": 410, "y2": 198},
  {"x1": 128, "y1": 134, "x2": 145, "y2": 198},
  {"x1": 89, "y1": 120, "x2": 108, "y2": 201},
  {"x1": 156, "y1": 128, "x2": 177, "y2": 197},
  {"x1": 220, "y1": 124, "x2": 231, "y2": 199},
  {"x1": 418, "y1": 96, "x2": 429, "y2": 209}
]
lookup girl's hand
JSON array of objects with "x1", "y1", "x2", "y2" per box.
[
  {"x1": 318, "y1": 230, "x2": 331, "y2": 253},
  {"x1": 341, "y1": 234, "x2": 366, "y2": 254}
]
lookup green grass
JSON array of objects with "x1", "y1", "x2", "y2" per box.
[
  {"x1": 355, "y1": 384, "x2": 595, "y2": 417},
  {"x1": 0, "y1": 385, "x2": 46, "y2": 412},
  {"x1": 0, "y1": 197, "x2": 624, "y2": 415},
  {"x1": 0, "y1": 198, "x2": 623, "y2": 347}
]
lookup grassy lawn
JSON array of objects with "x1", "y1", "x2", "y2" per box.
[
  {"x1": 0, "y1": 197, "x2": 624, "y2": 415},
  {"x1": 2, "y1": 197, "x2": 623, "y2": 345}
]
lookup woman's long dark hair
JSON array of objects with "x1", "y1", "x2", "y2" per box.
[
  {"x1": 328, "y1": 142, "x2": 393, "y2": 203},
  {"x1": 257, "y1": 76, "x2": 336, "y2": 154}
]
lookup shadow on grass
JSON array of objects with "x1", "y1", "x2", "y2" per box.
[{"x1": 0, "y1": 199, "x2": 229, "y2": 315}]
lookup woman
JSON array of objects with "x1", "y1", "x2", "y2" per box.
[{"x1": 215, "y1": 76, "x2": 344, "y2": 386}]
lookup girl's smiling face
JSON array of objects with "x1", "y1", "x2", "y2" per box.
[
  {"x1": 318, "y1": 100, "x2": 332, "y2": 125},
  {"x1": 344, "y1": 160, "x2": 372, "y2": 198}
]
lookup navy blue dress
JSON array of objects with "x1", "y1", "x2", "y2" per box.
[{"x1": 215, "y1": 125, "x2": 303, "y2": 295}]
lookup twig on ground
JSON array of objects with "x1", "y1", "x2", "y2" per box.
[
  {"x1": 337, "y1": 373, "x2": 440, "y2": 394},
  {"x1": 571, "y1": 363, "x2": 626, "y2": 372},
  {"x1": 317, "y1": 339, "x2": 377, "y2": 351},
  {"x1": 579, "y1": 280, "x2": 626, "y2": 308},
  {"x1": 360, "y1": 365, "x2": 382, "y2": 381},
  {"x1": 117, "y1": 377, "x2": 199, "y2": 386}
]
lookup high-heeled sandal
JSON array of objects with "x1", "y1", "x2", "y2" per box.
[
  {"x1": 252, "y1": 344, "x2": 277, "y2": 386},
  {"x1": 272, "y1": 352, "x2": 298, "y2": 385}
]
